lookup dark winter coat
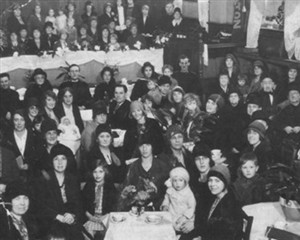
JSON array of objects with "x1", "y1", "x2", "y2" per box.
[
  {"x1": 82, "y1": 178, "x2": 117, "y2": 217},
  {"x1": 109, "y1": 99, "x2": 132, "y2": 130},
  {"x1": 195, "y1": 189, "x2": 243, "y2": 240},
  {"x1": 123, "y1": 118, "x2": 164, "y2": 159}
]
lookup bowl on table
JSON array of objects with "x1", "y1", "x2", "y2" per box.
[
  {"x1": 145, "y1": 214, "x2": 162, "y2": 224},
  {"x1": 111, "y1": 214, "x2": 126, "y2": 223}
]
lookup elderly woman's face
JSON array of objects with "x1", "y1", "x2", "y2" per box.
[
  {"x1": 97, "y1": 132, "x2": 112, "y2": 148},
  {"x1": 53, "y1": 154, "x2": 67, "y2": 173},
  {"x1": 208, "y1": 176, "x2": 225, "y2": 196},
  {"x1": 12, "y1": 195, "x2": 29, "y2": 216},
  {"x1": 45, "y1": 130, "x2": 58, "y2": 146},
  {"x1": 13, "y1": 113, "x2": 26, "y2": 132},
  {"x1": 45, "y1": 96, "x2": 56, "y2": 110},
  {"x1": 63, "y1": 91, "x2": 73, "y2": 105}
]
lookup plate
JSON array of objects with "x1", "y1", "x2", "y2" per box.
[
  {"x1": 145, "y1": 215, "x2": 162, "y2": 224},
  {"x1": 111, "y1": 214, "x2": 126, "y2": 223}
]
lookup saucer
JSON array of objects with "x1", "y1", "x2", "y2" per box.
[
  {"x1": 111, "y1": 214, "x2": 126, "y2": 223},
  {"x1": 145, "y1": 215, "x2": 162, "y2": 224}
]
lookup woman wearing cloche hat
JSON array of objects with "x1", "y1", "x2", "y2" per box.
[
  {"x1": 34, "y1": 144, "x2": 84, "y2": 239},
  {"x1": 0, "y1": 180, "x2": 38, "y2": 239},
  {"x1": 187, "y1": 165, "x2": 243, "y2": 240},
  {"x1": 24, "y1": 68, "x2": 53, "y2": 105},
  {"x1": 123, "y1": 100, "x2": 165, "y2": 160},
  {"x1": 245, "y1": 119, "x2": 273, "y2": 173}
]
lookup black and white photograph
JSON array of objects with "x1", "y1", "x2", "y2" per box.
[{"x1": 0, "y1": 0, "x2": 300, "y2": 240}]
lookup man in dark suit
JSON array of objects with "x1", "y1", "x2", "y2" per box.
[
  {"x1": 259, "y1": 77, "x2": 283, "y2": 119},
  {"x1": 173, "y1": 55, "x2": 198, "y2": 94},
  {"x1": 137, "y1": 4, "x2": 156, "y2": 47},
  {"x1": 157, "y1": 1, "x2": 175, "y2": 33},
  {"x1": 0, "y1": 73, "x2": 20, "y2": 130},
  {"x1": 59, "y1": 64, "x2": 92, "y2": 109},
  {"x1": 109, "y1": 84, "x2": 131, "y2": 130}
]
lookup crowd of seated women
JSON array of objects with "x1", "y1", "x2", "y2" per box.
[
  {"x1": 1, "y1": 1, "x2": 300, "y2": 240},
  {"x1": 0, "y1": 0, "x2": 195, "y2": 57},
  {"x1": 0, "y1": 49, "x2": 300, "y2": 239}
]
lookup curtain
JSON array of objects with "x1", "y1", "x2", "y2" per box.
[
  {"x1": 284, "y1": 0, "x2": 300, "y2": 60},
  {"x1": 245, "y1": 0, "x2": 265, "y2": 48},
  {"x1": 198, "y1": 0, "x2": 209, "y2": 30}
]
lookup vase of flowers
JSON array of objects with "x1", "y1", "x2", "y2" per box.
[{"x1": 119, "y1": 177, "x2": 157, "y2": 214}]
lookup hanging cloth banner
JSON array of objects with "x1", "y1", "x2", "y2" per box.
[
  {"x1": 232, "y1": 0, "x2": 247, "y2": 43},
  {"x1": 246, "y1": 0, "x2": 265, "y2": 48},
  {"x1": 284, "y1": 0, "x2": 300, "y2": 60}
]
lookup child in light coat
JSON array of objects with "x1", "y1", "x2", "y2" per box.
[{"x1": 161, "y1": 167, "x2": 196, "y2": 232}]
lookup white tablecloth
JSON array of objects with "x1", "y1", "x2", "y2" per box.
[
  {"x1": 0, "y1": 49, "x2": 163, "y2": 89},
  {"x1": 0, "y1": 49, "x2": 163, "y2": 73},
  {"x1": 243, "y1": 202, "x2": 300, "y2": 240},
  {"x1": 103, "y1": 212, "x2": 176, "y2": 240}
]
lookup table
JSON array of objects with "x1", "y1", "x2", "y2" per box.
[
  {"x1": 243, "y1": 202, "x2": 300, "y2": 240},
  {"x1": 0, "y1": 49, "x2": 163, "y2": 89},
  {"x1": 103, "y1": 212, "x2": 176, "y2": 240}
]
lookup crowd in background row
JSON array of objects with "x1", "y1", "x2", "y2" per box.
[
  {"x1": 0, "y1": 49, "x2": 300, "y2": 239},
  {"x1": 0, "y1": 0, "x2": 194, "y2": 57}
]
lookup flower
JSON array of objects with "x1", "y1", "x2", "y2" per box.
[
  {"x1": 134, "y1": 190, "x2": 150, "y2": 206},
  {"x1": 119, "y1": 177, "x2": 157, "y2": 211}
]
